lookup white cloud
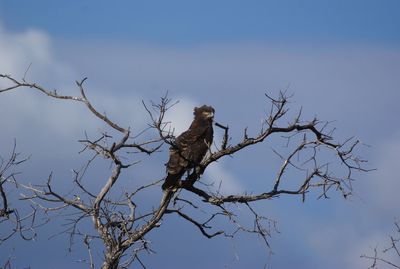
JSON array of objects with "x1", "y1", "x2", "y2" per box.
[
  {"x1": 204, "y1": 162, "x2": 244, "y2": 194},
  {"x1": 163, "y1": 97, "x2": 198, "y2": 136},
  {"x1": 0, "y1": 23, "x2": 75, "y2": 87},
  {"x1": 0, "y1": 22, "x2": 91, "y2": 139},
  {"x1": 0, "y1": 25, "x2": 49, "y2": 76},
  {"x1": 0, "y1": 23, "x2": 149, "y2": 141}
]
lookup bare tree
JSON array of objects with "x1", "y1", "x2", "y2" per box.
[
  {"x1": 0, "y1": 73, "x2": 371, "y2": 268},
  {"x1": 362, "y1": 221, "x2": 400, "y2": 269}
]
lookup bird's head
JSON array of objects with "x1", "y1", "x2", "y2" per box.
[{"x1": 194, "y1": 105, "x2": 215, "y2": 121}]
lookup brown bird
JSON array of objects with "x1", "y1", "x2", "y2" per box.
[{"x1": 162, "y1": 105, "x2": 215, "y2": 190}]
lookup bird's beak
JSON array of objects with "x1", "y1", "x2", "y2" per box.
[{"x1": 207, "y1": 112, "x2": 214, "y2": 119}]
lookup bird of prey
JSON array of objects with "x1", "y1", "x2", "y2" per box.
[{"x1": 162, "y1": 105, "x2": 215, "y2": 190}]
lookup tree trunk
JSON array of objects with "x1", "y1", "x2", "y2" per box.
[{"x1": 102, "y1": 248, "x2": 122, "y2": 269}]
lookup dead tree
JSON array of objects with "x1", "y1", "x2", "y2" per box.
[
  {"x1": 362, "y1": 221, "x2": 400, "y2": 269},
  {"x1": 0, "y1": 73, "x2": 371, "y2": 269}
]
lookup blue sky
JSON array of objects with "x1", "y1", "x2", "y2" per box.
[
  {"x1": 2, "y1": 0, "x2": 400, "y2": 45},
  {"x1": 1, "y1": 1, "x2": 400, "y2": 269}
]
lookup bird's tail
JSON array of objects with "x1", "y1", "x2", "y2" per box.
[{"x1": 161, "y1": 173, "x2": 179, "y2": 190}]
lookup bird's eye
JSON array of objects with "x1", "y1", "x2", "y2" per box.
[{"x1": 202, "y1": 111, "x2": 214, "y2": 118}]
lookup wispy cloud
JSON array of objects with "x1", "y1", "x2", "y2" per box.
[
  {"x1": 204, "y1": 162, "x2": 244, "y2": 194},
  {"x1": 0, "y1": 23, "x2": 75, "y2": 86},
  {"x1": 162, "y1": 97, "x2": 198, "y2": 136}
]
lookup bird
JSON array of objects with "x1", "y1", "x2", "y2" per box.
[{"x1": 162, "y1": 105, "x2": 215, "y2": 190}]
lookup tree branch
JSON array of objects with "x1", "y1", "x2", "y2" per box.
[{"x1": 165, "y1": 209, "x2": 224, "y2": 239}]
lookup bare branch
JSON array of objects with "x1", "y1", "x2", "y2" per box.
[
  {"x1": 362, "y1": 221, "x2": 400, "y2": 268},
  {"x1": 215, "y1": 122, "x2": 229, "y2": 150},
  {"x1": 165, "y1": 209, "x2": 224, "y2": 239},
  {"x1": 0, "y1": 74, "x2": 128, "y2": 133},
  {"x1": 0, "y1": 141, "x2": 38, "y2": 244},
  {"x1": 84, "y1": 235, "x2": 95, "y2": 269}
]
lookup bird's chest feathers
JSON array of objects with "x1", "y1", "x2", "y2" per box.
[{"x1": 191, "y1": 124, "x2": 213, "y2": 144}]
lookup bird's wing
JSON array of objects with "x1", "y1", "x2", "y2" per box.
[
  {"x1": 167, "y1": 127, "x2": 206, "y2": 172},
  {"x1": 175, "y1": 128, "x2": 204, "y2": 148}
]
